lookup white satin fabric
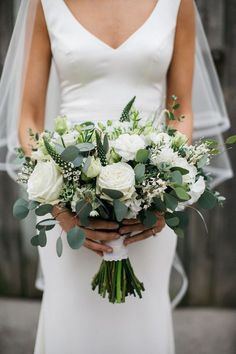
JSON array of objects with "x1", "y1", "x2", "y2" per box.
[{"x1": 35, "y1": 0, "x2": 180, "y2": 353}]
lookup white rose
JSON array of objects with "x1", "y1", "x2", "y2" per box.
[
  {"x1": 27, "y1": 160, "x2": 63, "y2": 204},
  {"x1": 96, "y1": 162, "x2": 135, "y2": 201},
  {"x1": 112, "y1": 134, "x2": 146, "y2": 161}
]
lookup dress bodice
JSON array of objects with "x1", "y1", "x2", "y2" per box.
[{"x1": 41, "y1": 0, "x2": 181, "y2": 123}]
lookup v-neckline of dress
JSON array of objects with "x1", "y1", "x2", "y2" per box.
[{"x1": 60, "y1": 0, "x2": 162, "y2": 52}]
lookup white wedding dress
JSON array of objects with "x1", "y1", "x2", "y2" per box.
[{"x1": 35, "y1": 0, "x2": 181, "y2": 353}]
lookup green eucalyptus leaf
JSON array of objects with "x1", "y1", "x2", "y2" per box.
[
  {"x1": 38, "y1": 229, "x2": 47, "y2": 247},
  {"x1": 134, "y1": 163, "x2": 145, "y2": 182},
  {"x1": 141, "y1": 210, "x2": 157, "y2": 228},
  {"x1": 170, "y1": 167, "x2": 189, "y2": 175},
  {"x1": 166, "y1": 216, "x2": 180, "y2": 227},
  {"x1": 174, "y1": 187, "x2": 190, "y2": 201},
  {"x1": 13, "y1": 199, "x2": 29, "y2": 219},
  {"x1": 198, "y1": 190, "x2": 217, "y2": 209},
  {"x1": 153, "y1": 197, "x2": 166, "y2": 212},
  {"x1": 135, "y1": 149, "x2": 149, "y2": 163},
  {"x1": 75, "y1": 200, "x2": 93, "y2": 226},
  {"x1": 77, "y1": 143, "x2": 95, "y2": 152},
  {"x1": 225, "y1": 135, "x2": 236, "y2": 145},
  {"x1": 170, "y1": 170, "x2": 182, "y2": 184},
  {"x1": 102, "y1": 188, "x2": 124, "y2": 200},
  {"x1": 197, "y1": 155, "x2": 208, "y2": 168},
  {"x1": 61, "y1": 145, "x2": 80, "y2": 161},
  {"x1": 35, "y1": 204, "x2": 53, "y2": 216},
  {"x1": 31, "y1": 235, "x2": 40, "y2": 247},
  {"x1": 164, "y1": 194, "x2": 178, "y2": 211},
  {"x1": 72, "y1": 155, "x2": 84, "y2": 167},
  {"x1": 82, "y1": 156, "x2": 92, "y2": 174},
  {"x1": 174, "y1": 227, "x2": 185, "y2": 238},
  {"x1": 67, "y1": 226, "x2": 85, "y2": 249},
  {"x1": 36, "y1": 218, "x2": 59, "y2": 231},
  {"x1": 56, "y1": 237, "x2": 63, "y2": 257},
  {"x1": 113, "y1": 199, "x2": 128, "y2": 222}
]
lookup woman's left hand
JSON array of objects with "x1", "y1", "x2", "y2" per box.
[{"x1": 119, "y1": 212, "x2": 166, "y2": 246}]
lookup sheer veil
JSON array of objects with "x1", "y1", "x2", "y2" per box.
[{"x1": 0, "y1": 0, "x2": 233, "y2": 307}]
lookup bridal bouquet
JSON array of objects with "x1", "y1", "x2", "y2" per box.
[{"x1": 13, "y1": 96, "x2": 235, "y2": 303}]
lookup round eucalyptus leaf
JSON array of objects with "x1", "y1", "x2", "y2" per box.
[
  {"x1": 166, "y1": 216, "x2": 180, "y2": 227},
  {"x1": 170, "y1": 170, "x2": 182, "y2": 184},
  {"x1": 38, "y1": 229, "x2": 47, "y2": 247},
  {"x1": 56, "y1": 237, "x2": 63, "y2": 257},
  {"x1": 72, "y1": 155, "x2": 84, "y2": 167},
  {"x1": 134, "y1": 163, "x2": 145, "y2": 182},
  {"x1": 61, "y1": 145, "x2": 80, "y2": 162},
  {"x1": 135, "y1": 149, "x2": 149, "y2": 163},
  {"x1": 198, "y1": 190, "x2": 217, "y2": 209},
  {"x1": 113, "y1": 199, "x2": 128, "y2": 222},
  {"x1": 102, "y1": 189, "x2": 124, "y2": 200},
  {"x1": 174, "y1": 187, "x2": 190, "y2": 201},
  {"x1": 67, "y1": 226, "x2": 85, "y2": 249},
  {"x1": 31, "y1": 235, "x2": 40, "y2": 247},
  {"x1": 77, "y1": 143, "x2": 95, "y2": 152},
  {"x1": 13, "y1": 199, "x2": 29, "y2": 219},
  {"x1": 141, "y1": 210, "x2": 157, "y2": 228},
  {"x1": 35, "y1": 204, "x2": 53, "y2": 216},
  {"x1": 164, "y1": 194, "x2": 178, "y2": 211}
]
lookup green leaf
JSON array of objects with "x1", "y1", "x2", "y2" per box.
[
  {"x1": 170, "y1": 166, "x2": 189, "y2": 175},
  {"x1": 225, "y1": 135, "x2": 236, "y2": 145},
  {"x1": 35, "y1": 204, "x2": 53, "y2": 216},
  {"x1": 56, "y1": 237, "x2": 63, "y2": 257},
  {"x1": 174, "y1": 187, "x2": 190, "y2": 201},
  {"x1": 38, "y1": 229, "x2": 47, "y2": 247},
  {"x1": 28, "y1": 200, "x2": 40, "y2": 210},
  {"x1": 134, "y1": 163, "x2": 145, "y2": 182},
  {"x1": 75, "y1": 200, "x2": 93, "y2": 226},
  {"x1": 135, "y1": 149, "x2": 149, "y2": 163},
  {"x1": 61, "y1": 145, "x2": 80, "y2": 162},
  {"x1": 13, "y1": 199, "x2": 29, "y2": 219},
  {"x1": 164, "y1": 194, "x2": 178, "y2": 211},
  {"x1": 77, "y1": 143, "x2": 95, "y2": 152},
  {"x1": 170, "y1": 170, "x2": 182, "y2": 184},
  {"x1": 113, "y1": 199, "x2": 128, "y2": 222},
  {"x1": 197, "y1": 155, "x2": 208, "y2": 168},
  {"x1": 82, "y1": 156, "x2": 92, "y2": 174},
  {"x1": 67, "y1": 226, "x2": 85, "y2": 249},
  {"x1": 103, "y1": 134, "x2": 109, "y2": 154},
  {"x1": 153, "y1": 197, "x2": 166, "y2": 212},
  {"x1": 72, "y1": 155, "x2": 84, "y2": 167},
  {"x1": 31, "y1": 235, "x2": 40, "y2": 247},
  {"x1": 166, "y1": 216, "x2": 179, "y2": 227},
  {"x1": 173, "y1": 227, "x2": 185, "y2": 238},
  {"x1": 36, "y1": 218, "x2": 59, "y2": 231},
  {"x1": 102, "y1": 188, "x2": 124, "y2": 200},
  {"x1": 141, "y1": 210, "x2": 158, "y2": 228},
  {"x1": 198, "y1": 190, "x2": 217, "y2": 209}
]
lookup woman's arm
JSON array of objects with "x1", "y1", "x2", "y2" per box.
[
  {"x1": 166, "y1": 0, "x2": 195, "y2": 143},
  {"x1": 17, "y1": 2, "x2": 120, "y2": 256},
  {"x1": 18, "y1": 2, "x2": 51, "y2": 155}
]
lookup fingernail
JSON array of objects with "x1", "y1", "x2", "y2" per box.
[{"x1": 107, "y1": 248, "x2": 113, "y2": 253}]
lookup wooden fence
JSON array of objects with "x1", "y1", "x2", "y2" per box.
[{"x1": 0, "y1": 0, "x2": 235, "y2": 305}]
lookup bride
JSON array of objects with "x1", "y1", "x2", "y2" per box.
[{"x1": 0, "y1": 0, "x2": 233, "y2": 353}]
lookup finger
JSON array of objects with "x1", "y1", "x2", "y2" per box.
[
  {"x1": 82, "y1": 228, "x2": 120, "y2": 241},
  {"x1": 155, "y1": 216, "x2": 166, "y2": 230},
  {"x1": 119, "y1": 223, "x2": 147, "y2": 235},
  {"x1": 86, "y1": 218, "x2": 119, "y2": 230},
  {"x1": 123, "y1": 226, "x2": 162, "y2": 246},
  {"x1": 121, "y1": 219, "x2": 140, "y2": 225},
  {"x1": 83, "y1": 239, "x2": 113, "y2": 253}
]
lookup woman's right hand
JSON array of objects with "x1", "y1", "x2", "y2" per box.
[{"x1": 52, "y1": 206, "x2": 120, "y2": 257}]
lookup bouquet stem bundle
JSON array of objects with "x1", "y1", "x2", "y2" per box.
[{"x1": 91, "y1": 258, "x2": 145, "y2": 303}]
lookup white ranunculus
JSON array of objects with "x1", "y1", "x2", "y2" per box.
[
  {"x1": 112, "y1": 134, "x2": 146, "y2": 161},
  {"x1": 27, "y1": 160, "x2": 63, "y2": 204},
  {"x1": 172, "y1": 131, "x2": 188, "y2": 147},
  {"x1": 188, "y1": 176, "x2": 206, "y2": 204},
  {"x1": 149, "y1": 132, "x2": 171, "y2": 146},
  {"x1": 96, "y1": 162, "x2": 135, "y2": 201},
  {"x1": 55, "y1": 131, "x2": 78, "y2": 146},
  {"x1": 151, "y1": 146, "x2": 179, "y2": 166}
]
